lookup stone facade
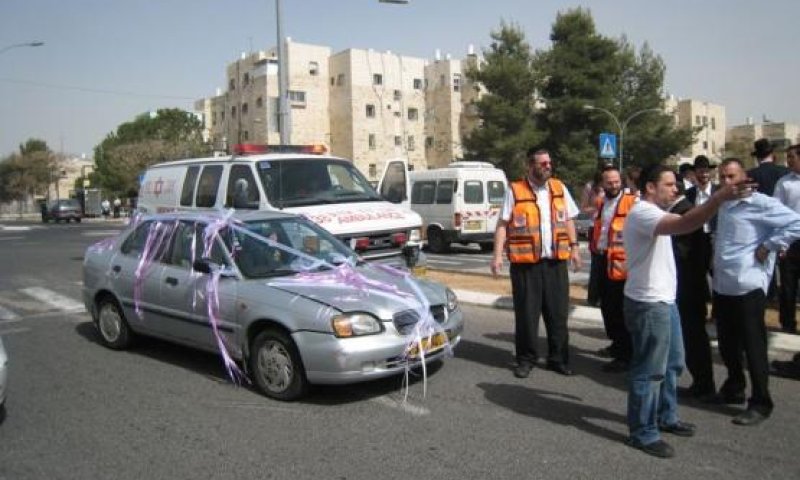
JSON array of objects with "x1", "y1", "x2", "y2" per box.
[{"x1": 664, "y1": 97, "x2": 726, "y2": 161}]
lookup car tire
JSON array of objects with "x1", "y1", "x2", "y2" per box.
[
  {"x1": 75, "y1": 217, "x2": 82, "y2": 223},
  {"x1": 96, "y1": 297, "x2": 133, "y2": 350},
  {"x1": 427, "y1": 227, "x2": 449, "y2": 253},
  {"x1": 479, "y1": 242, "x2": 493, "y2": 253},
  {"x1": 249, "y1": 329, "x2": 308, "y2": 401},
  {"x1": 0, "y1": 402, "x2": 5, "y2": 424}
]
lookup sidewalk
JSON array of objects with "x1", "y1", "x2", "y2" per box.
[{"x1": 427, "y1": 267, "x2": 800, "y2": 355}]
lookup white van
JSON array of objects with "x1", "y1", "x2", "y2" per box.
[
  {"x1": 408, "y1": 161, "x2": 508, "y2": 253},
  {"x1": 137, "y1": 145, "x2": 423, "y2": 268}
]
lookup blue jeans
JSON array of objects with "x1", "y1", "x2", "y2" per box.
[{"x1": 623, "y1": 298, "x2": 686, "y2": 445}]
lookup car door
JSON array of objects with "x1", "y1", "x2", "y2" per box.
[
  {"x1": 376, "y1": 158, "x2": 410, "y2": 208},
  {"x1": 108, "y1": 220, "x2": 169, "y2": 336},
  {"x1": 158, "y1": 221, "x2": 240, "y2": 351}
]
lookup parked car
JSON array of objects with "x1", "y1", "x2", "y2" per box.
[
  {"x1": 573, "y1": 211, "x2": 594, "y2": 240},
  {"x1": 82, "y1": 210, "x2": 463, "y2": 401},
  {"x1": 0, "y1": 336, "x2": 7, "y2": 421},
  {"x1": 42, "y1": 199, "x2": 82, "y2": 223}
]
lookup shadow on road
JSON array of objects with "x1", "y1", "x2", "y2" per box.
[{"x1": 477, "y1": 382, "x2": 628, "y2": 443}]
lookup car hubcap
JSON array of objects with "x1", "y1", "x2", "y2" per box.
[
  {"x1": 256, "y1": 341, "x2": 293, "y2": 393},
  {"x1": 99, "y1": 304, "x2": 121, "y2": 342}
]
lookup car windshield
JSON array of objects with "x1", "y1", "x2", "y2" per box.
[
  {"x1": 256, "y1": 158, "x2": 382, "y2": 208},
  {"x1": 228, "y1": 216, "x2": 360, "y2": 279}
]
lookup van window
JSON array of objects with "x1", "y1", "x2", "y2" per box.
[
  {"x1": 487, "y1": 181, "x2": 505, "y2": 205},
  {"x1": 464, "y1": 180, "x2": 484, "y2": 204},
  {"x1": 411, "y1": 181, "x2": 436, "y2": 204},
  {"x1": 380, "y1": 161, "x2": 407, "y2": 204},
  {"x1": 196, "y1": 165, "x2": 223, "y2": 208},
  {"x1": 256, "y1": 158, "x2": 379, "y2": 208},
  {"x1": 435, "y1": 180, "x2": 454, "y2": 204},
  {"x1": 180, "y1": 166, "x2": 200, "y2": 206},
  {"x1": 226, "y1": 164, "x2": 260, "y2": 209}
]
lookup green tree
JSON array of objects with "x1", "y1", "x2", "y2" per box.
[
  {"x1": 462, "y1": 22, "x2": 543, "y2": 180},
  {"x1": 0, "y1": 138, "x2": 55, "y2": 203},
  {"x1": 533, "y1": 8, "x2": 625, "y2": 189},
  {"x1": 94, "y1": 108, "x2": 208, "y2": 195}
]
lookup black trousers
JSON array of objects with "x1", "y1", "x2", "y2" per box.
[
  {"x1": 594, "y1": 254, "x2": 631, "y2": 361},
  {"x1": 713, "y1": 289, "x2": 774, "y2": 414},
  {"x1": 778, "y1": 242, "x2": 800, "y2": 333},
  {"x1": 676, "y1": 262, "x2": 714, "y2": 392},
  {"x1": 510, "y1": 260, "x2": 570, "y2": 366}
]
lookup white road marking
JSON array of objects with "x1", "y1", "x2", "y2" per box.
[
  {"x1": 19, "y1": 287, "x2": 85, "y2": 312},
  {"x1": 426, "y1": 258, "x2": 461, "y2": 265},
  {"x1": 0, "y1": 327, "x2": 30, "y2": 335},
  {"x1": 83, "y1": 230, "x2": 122, "y2": 237},
  {"x1": 0, "y1": 305, "x2": 19, "y2": 322},
  {"x1": 0, "y1": 236, "x2": 25, "y2": 241},
  {"x1": 370, "y1": 395, "x2": 430, "y2": 416},
  {"x1": 0, "y1": 226, "x2": 31, "y2": 231}
]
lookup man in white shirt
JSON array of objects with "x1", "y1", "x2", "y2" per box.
[{"x1": 622, "y1": 164, "x2": 744, "y2": 458}]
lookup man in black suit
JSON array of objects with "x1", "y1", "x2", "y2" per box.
[
  {"x1": 748, "y1": 138, "x2": 789, "y2": 301},
  {"x1": 675, "y1": 157, "x2": 717, "y2": 399},
  {"x1": 747, "y1": 138, "x2": 788, "y2": 196}
]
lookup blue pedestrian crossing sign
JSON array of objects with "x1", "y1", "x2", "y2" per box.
[{"x1": 599, "y1": 133, "x2": 617, "y2": 159}]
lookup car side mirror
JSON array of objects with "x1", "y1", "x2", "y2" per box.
[{"x1": 192, "y1": 258, "x2": 213, "y2": 274}]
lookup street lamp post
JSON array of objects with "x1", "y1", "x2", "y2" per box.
[
  {"x1": 584, "y1": 105, "x2": 662, "y2": 171},
  {"x1": 0, "y1": 41, "x2": 44, "y2": 56}
]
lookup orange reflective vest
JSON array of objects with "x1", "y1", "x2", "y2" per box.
[
  {"x1": 589, "y1": 193, "x2": 637, "y2": 281},
  {"x1": 506, "y1": 178, "x2": 571, "y2": 263}
]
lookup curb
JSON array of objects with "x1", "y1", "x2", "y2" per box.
[{"x1": 439, "y1": 270, "x2": 800, "y2": 355}]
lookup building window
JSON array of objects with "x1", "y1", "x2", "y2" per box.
[
  {"x1": 242, "y1": 103, "x2": 248, "y2": 115},
  {"x1": 369, "y1": 164, "x2": 377, "y2": 178},
  {"x1": 695, "y1": 115, "x2": 700, "y2": 125},
  {"x1": 703, "y1": 141, "x2": 708, "y2": 150},
  {"x1": 703, "y1": 116, "x2": 708, "y2": 126},
  {"x1": 330, "y1": 76, "x2": 335, "y2": 86},
  {"x1": 366, "y1": 104, "x2": 376, "y2": 118},
  {"x1": 407, "y1": 135, "x2": 415, "y2": 151},
  {"x1": 453, "y1": 73, "x2": 461, "y2": 92},
  {"x1": 221, "y1": 111, "x2": 225, "y2": 121},
  {"x1": 231, "y1": 106, "x2": 237, "y2": 117},
  {"x1": 243, "y1": 130, "x2": 249, "y2": 141},
  {"x1": 425, "y1": 136, "x2": 434, "y2": 148},
  {"x1": 368, "y1": 134, "x2": 376, "y2": 150},
  {"x1": 711, "y1": 117, "x2": 716, "y2": 130},
  {"x1": 336, "y1": 73, "x2": 345, "y2": 86},
  {"x1": 229, "y1": 78, "x2": 236, "y2": 91},
  {"x1": 243, "y1": 73, "x2": 250, "y2": 86},
  {"x1": 256, "y1": 96, "x2": 263, "y2": 108},
  {"x1": 440, "y1": 74, "x2": 446, "y2": 87},
  {"x1": 393, "y1": 90, "x2": 401, "y2": 100},
  {"x1": 413, "y1": 78, "x2": 422, "y2": 90},
  {"x1": 309, "y1": 61, "x2": 319, "y2": 76},
  {"x1": 394, "y1": 136, "x2": 402, "y2": 146},
  {"x1": 408, "y1": 108, "x2": 419, "y2": 121},
  {"x1": 373, "y1": 74, "x2": 383, "y2": 86},
  {"x1": 394, "y1": 111, "x2": 401, "y2": 117},
  {"x1": 212, "y1": 112, "x2": 217, "y2": 126},
  {"x1": 289, "y1": 90, "x2": 306, "y2": 107}
]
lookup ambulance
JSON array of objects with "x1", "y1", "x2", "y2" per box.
[
  {"x1": 407, "y1": 161, "x2": 508, "y2": 253},
  {"x1": 137, "y1": 145, "x2": 423, "y2": 268}
]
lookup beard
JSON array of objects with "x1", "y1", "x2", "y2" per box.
[{"x1": 604, "y1": 189, "x2": 620, "y2": 199}]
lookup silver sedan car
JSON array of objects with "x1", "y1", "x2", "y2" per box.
[{"x1": 83, "y1": 211, "x2": 463, "y2": 401}]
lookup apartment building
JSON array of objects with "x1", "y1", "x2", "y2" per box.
[
  {"x1": 664, "y1": 97, "x2": 726, "y2": 160},
  {"x1": 196, "y1": 41, "x2": 483, "y2": 181}
]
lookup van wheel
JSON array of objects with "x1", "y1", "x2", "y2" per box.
[
  {"x1": 427, "y1": 228, "x2": 449, "y2": 253},
  {"x1": 250, "y1": 329, "x2": 308, "y2": 401},
  {"x1": 96, "y1": 297, "x2": 133, "y2": 350},
  {"x1": 479, "y1": 242, "x2": 493, "y2": 253}
]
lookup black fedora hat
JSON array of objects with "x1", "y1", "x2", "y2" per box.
[
  {"x1": 752, "y1": 138, "x2": 774, "y2": 158},
  {"x1": 693, "y1": 155, "x2": 714, "y2": 169}
]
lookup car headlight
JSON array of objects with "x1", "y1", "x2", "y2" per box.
[
  {"x1": 332, "y1": 313, "x2": 383, "y2": 337},
  {"x1": 446, "y1": 288, "x2": 458, "y2": 312},
  {"x1": 408, "y1": 229, "x2": 421, "y2": 243}
]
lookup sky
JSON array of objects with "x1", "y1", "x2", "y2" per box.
[{"x1": 1, "y1": 0, "x2": 798, "y2": 158}]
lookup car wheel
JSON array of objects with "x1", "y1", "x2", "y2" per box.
[
  {"x1": 427, "y1": 227, "x2": 449, "y2": 253},
  {"x1": 0, "y1": 402, "x2": 5, "y2": 424},
  {"x1": 75, "y1": 217, "x2": 82, "y2": 223},
  {"x1": 479, "y1": 242, "x2": 493, "y2": 253},
  {"x1": 96, "y1": 297, "x2": 133, "y2": 350},
  {"x1": 249, "y1": 329, "x2": 308, "y2": 401}
]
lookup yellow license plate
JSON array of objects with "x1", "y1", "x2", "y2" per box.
[
  {"x1": 464, "y1": 220, "x2": 482, "y2": 231},
  {"x1": 408, "y1": 332, "x2": 448, "y2": 358}
]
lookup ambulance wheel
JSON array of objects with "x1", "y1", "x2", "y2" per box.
[{"x1": 427, "y1": 227, "x2": 449, "y2": 253}]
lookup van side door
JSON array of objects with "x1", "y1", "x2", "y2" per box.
[{"x1": 376, "y1": 158, "x2": 410, "y2": 207}]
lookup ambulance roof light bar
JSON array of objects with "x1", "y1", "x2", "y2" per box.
[{"x1": 231, "y1": 144, "x2": 327, "y2": 155}]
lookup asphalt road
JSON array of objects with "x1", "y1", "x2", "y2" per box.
[{"x1": 1, "y1": 220, "x2": 799, "y2": 479}]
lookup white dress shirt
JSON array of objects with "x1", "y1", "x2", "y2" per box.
[{"x1": 773, "y1": 172, "x2": 800, "y2": 214}]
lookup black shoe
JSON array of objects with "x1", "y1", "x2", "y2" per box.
[
  {"x1": 627, "y1": 439, "x2": 675, "y2": 459},
  {"x1": 659, "y1": 421, "x2": 696, "y2": 437},
  {"x1": 732, "y1": 409, "x2": 769, "y2": 426},
  {"x1": 771, "y1": 360, "x2": 800, "y2": 380},
  {"x1": 546, "y1": 362, "x2": 575, "y2": 376},
  {"x1": 601, "y1": 358, "x2": 629, "y2": 373},
  {"x1": 513, "y1": 363, "x2": 532, "y2": 379}
]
